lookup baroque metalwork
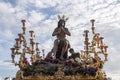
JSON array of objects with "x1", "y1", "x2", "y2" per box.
[{"x1": 11, "y1": 16, "x2": 108, "y2": 80}]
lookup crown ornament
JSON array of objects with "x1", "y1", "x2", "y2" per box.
[{"x1": 58, "y1": 15, "x2": 69, "y2": 21}]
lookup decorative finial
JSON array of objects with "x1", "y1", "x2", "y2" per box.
[
  {"x1": 18, "y1": 33, "x2": 23, "y2": 44},
  {"x1": 84, "y1": 30, "x2": 89, "y2": 38},
  {"x1": 104, "y1": 45, "x2": 108, "y2": 52},
  {"x1": 21, "y1": 20, "x2": 26, "y2": 34},
  {"x1": 84, "y1": 30, "x2": 90, "y2": 53},
  {"x1": 36, "y1": 43, "x2": 39, "y2": 53},
  {"x1": 90, "y1": 19, "x2": 95, "y2": 27},
  {"x1": 100, "y1": 37, "x2": 104, "y2": 45},
  {"x1": 29, "y1": 30, "x2": 34, "y2": 38},
  {"x1": 11, "y1": 48, "x2": 15, "y2": 63},
  {"x1": 42, "y1": 49, "x2": 45, "y2": 59},
  {"x1": 90, "y1": 19, "x2": 95, "y2": 34},
  {"x1": 21, "y1": 20, "x2": 26, "y2": 26},
  {"x1": 15, "y1": 38, "x2": 20, "y2": 48},
  {"x1": 36, "y1": 43, "x2": 39, "y2": 48}
]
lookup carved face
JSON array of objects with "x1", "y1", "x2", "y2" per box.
[{"x1": 58, "y1": 19, "x2": 65, "y2": 27}]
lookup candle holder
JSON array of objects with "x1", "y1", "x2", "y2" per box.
[
  {"x1": 84, "y1": 30, "x2": 90, "y2": 54},
  {"x1": 103, "y1": 45, "x2": 108, "y2": 52},
  {"x1": 104, "y1": 53, "x2": 108, "y2": 61},
  {"x1": 29, "y1": 30, "x2": 34, "y2": 38},
  {"x1": 36, "y1": 43, "x2": 40, "y2": 53},
  {"x1": 90, "y1": 19, "x2": 95, "y2": 34},
  {"x1": 30, "y1": 38, "x2": 34, "y2": 44},
  {"x1": 31, "y1": 43, "x2": 35, "y2": 51},
  {"x1": 42, "y1": 49, "x2": 45, "y2": 59},
  {"x1": 100, "y1": 37, "x2": 104, "y2": 45},
  {"x1": 21, "y1": 20, "x2": 26, "y2": 26},
  {"x1": 18, "y1": 33, "x2": 23, "y2": 44},
  {"x1": 21, "y1": 20, "x2": 26, "y2": 34},
  {"x1": 11, "y1": 19, "x2": 40, "y2": 69},
  {"x1": 15, "y1": 38, "x2": 20, "y2": 48},
  {"x1": 11, "y1": 48, "x2": 15, "y2": 63}
]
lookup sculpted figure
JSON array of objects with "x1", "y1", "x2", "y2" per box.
[
  {"x1": 52, "y1": 15, "x2": 71, "y2": 60},
  {"x1": 69, "y1": 48, "x2": 81, "y2": 63}
]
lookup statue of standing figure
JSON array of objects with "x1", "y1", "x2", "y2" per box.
[{"x1": 52, "y1": 15, "x2": 71, "y2": 60}]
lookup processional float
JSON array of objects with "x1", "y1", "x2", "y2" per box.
[{"x1": 10, "y1": 16, "x2": 108, "y2": 80}]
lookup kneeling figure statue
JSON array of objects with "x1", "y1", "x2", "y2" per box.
[{"x1": 52, "y1": 15, "x2": 71, "y2": 60}]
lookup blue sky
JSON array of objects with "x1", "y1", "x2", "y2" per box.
[{"x1": 0, "y1": 0, "x2": 120, "y2": 80}]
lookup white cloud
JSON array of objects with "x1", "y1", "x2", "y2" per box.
[
  {"x1": 34, "y1": 0, "x2": 57, "y2": 8},
  {"x1": 0, "y1": 30, "x2": 15, "y2": 39},
  {"x1": 28, "y1": 10, "x2": 46, "y2": 25},
  {"x1": 106, "y1": 72, "x2": 120, "y2": 80},
  {"x1": 14, "y1": 7, "x2": 27, "y2": 19},
  {"x1": 0, "y1": 2, "x2": 16, "y2": 27},
  {"x1": 0, "y1": 76, "x2": 2, "y2": 80},
  {"x1": 0, "y1": 60, "x2": 19, "y2": 70},
  {"x1": 0, "y1": 2, "x2": 14, "y2": 14}
]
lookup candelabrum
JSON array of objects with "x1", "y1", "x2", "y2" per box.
[
  {"x1": 10, "y1": 20, "x2": 42, "y2": 69},
  {"x1": 81, "y1": 19, "x2": 108, "y2": 78}
]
